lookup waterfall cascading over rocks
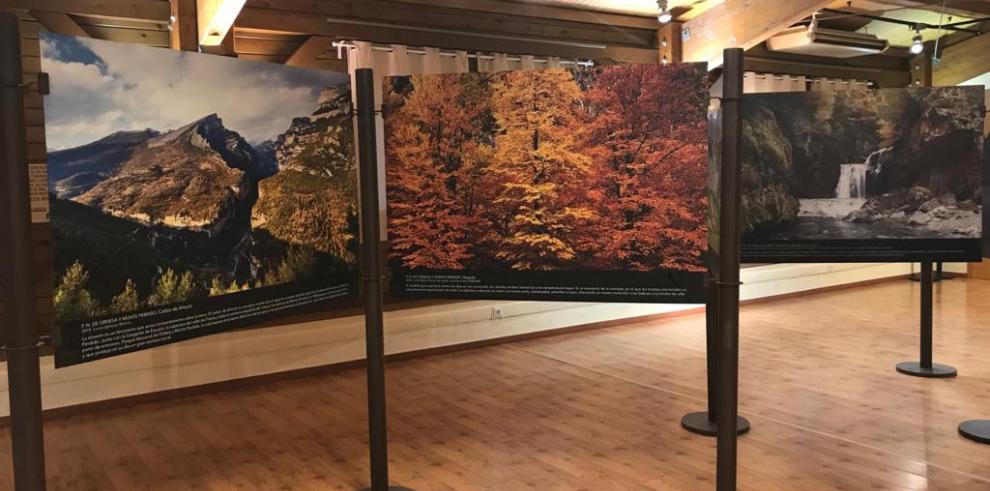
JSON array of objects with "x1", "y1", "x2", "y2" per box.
[
  {"x1": 798, "y1": 162, "x2": 870, "y2": 219},
  {"x1": 836, "y1": 163, "x2": 867, "y2": 199}
]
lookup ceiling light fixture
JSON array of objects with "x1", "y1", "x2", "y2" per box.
[
  {"x1": 658, "y1": 0, "x2": 673, "y2": 24},
  {"x1": 910, "y1": 28, "x2": 924, "y2": 55}
]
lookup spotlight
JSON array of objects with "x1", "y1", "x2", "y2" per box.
[
  {"x1": 910, "y1": 32, "x2": 924, "y2": 55},
  {"x1": 658, "y1": 0, "x2": 673, "y2": 24}
]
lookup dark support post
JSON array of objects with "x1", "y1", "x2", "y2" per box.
[
  {"x1": 0, "y1": 12, "x2": 47, "y2": 491},
  {"x1": 355, "y1": 69, "x2": 413, "y2": 491},
  {"x1": 356, "y1": 68, "x2": 390, "y2": 491},
  {"x1": 896, "y1": 261, "x2": 957, "y2": 378},
  {"x1": 680, "y1": 275, "x2": 750, "y2": 437},
  {"x1": 716, "y1": 47, "x2": 744, "y2": 491},
  {"x1": 935, "y1": 262, "x2": 953, "y2": 280},
  {"x1": 910, "y1": 261, "x2": 951, "y2": 282}
]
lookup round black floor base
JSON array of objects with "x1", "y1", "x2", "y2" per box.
[
  {"x1": 680, "y1": 412, "x2": 751, "y2": 437},
  {"x1": 895, "y1": 361, "x2": 957, "y2": 378},
  {"x1": 358, "y1": 487, "x2": 417, "y2": 491},
  {"x1": 909, "y1": 274, "x2": 953, "y2": 282},
  {"x1": 959, "y1": 420, "x2": 990, "y2": 445}
]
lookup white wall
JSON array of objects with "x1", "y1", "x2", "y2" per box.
[{"x1": 0, "y1": 262, "x2": 966, "y2": 417}]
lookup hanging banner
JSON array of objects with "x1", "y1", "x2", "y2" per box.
[
  {"x1": 740, "y1": 86, "x2": 986, "y2": 263},
  {"x1": 383, "y1": 64, "x2": 711, "y2": 303},
  {"x1": 42, "y1": 34, "x2": 359, "y2": 367}
]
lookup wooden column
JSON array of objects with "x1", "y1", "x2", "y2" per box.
[
  {"x1": 659, "y1": 22, "x2": 682, "y2": 65},
  {"x1": 910, "y1": 52, "x2": 933, "y2": 88},
  {"x1": 170, "y1": 0, "x2": 198, "y2": 52}
]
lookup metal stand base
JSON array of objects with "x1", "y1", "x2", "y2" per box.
[
  {"x1": 681, "y1": 412, "x2": 750, "y2": 437},
  {"x1": 895, "y1": 362, "x2": 957, "y2": 378},
  {"x1": 959, "y1": 420, "x2": 990, "y2": 445},
  {"x1": 358, "y1": 487, "x2": 417, "y2": 491},
  {"x1": 910, "y1": 274, "x2": 952, "y2": 282}
]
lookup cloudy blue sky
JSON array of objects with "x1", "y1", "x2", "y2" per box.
[{"x1": 41, "y1": 33, "x2": 350, "y2": 150}]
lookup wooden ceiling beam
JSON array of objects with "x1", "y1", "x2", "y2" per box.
[
  {"x1": 932, "y1": 30, "x2": 990, "y2": 85},
  {"x1": 201, "y1": 28, "x2": 237, "y2": 56},
  {"x1": 246, "y1": 0, "x2": 657, "y2": 47},
  {"x1": 743, "y1": 45, "x2": 911, "y2": 87},
  {"x1": 744, "y1": 55, "x2": 911, "y2": 88},
  {"x1": 236, "y1": 7, "x2": 657, "y2": 63},
  {"x1": 2, "y1": 0, "x2": 170, "y2": 22},
  {"x1": 682, "y1": 0, "x2": 832, "y2": 66},
  {"x1": 285, "y1": 35, "x2": 332, "y2": 68},
  {"x1": 198, "y1": 0, "x2": 246, "y2": 46},
  {"x1": 371, "y1": 0, "x2": 660, "y2": 29},
  {"x1": 29, "y1": 10, "x2": 90, "y2": 37},
  {"x1": 900, "y1": 0, "x2": 990, "y2": 16}
]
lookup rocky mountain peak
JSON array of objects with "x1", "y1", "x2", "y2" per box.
[
  {"x1": 314, "y1": 86, "x2": 351, "y2": 119},
  {"x1": 98, "y1": 128, "x2": 161, "y2": 145},
  {"x1": 273, "y1": 85, "x2": 353, "y2": 173},
  {"x1": 150, "y1": 113, "x2": 271, "y2": 179}
]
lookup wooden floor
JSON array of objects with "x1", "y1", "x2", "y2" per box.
[{"x1": 2, "y1": 278, "x2": 990, "y2": 490}]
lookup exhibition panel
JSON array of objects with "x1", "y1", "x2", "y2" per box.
[
  {"x1": 741, "y1": 86, "x2": 986, "y2": 263},
  {"x1": 4, "y1": 0, "x2": 990, "y2": 488},
  {"x1": 40, "y1": 34, "x2": 360, "y2": 367},
  {"x1": 383, "y1": 63, "x2": 712, "y2": 303}
]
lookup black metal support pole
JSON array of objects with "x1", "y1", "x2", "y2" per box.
[
  {"x1": 706, "y1": 277, "x2": 718, "y2": 419},
  {"x1": 715, "y1": 48, "x2": 744, "y2": 491},
  {"x1": 896, "y1": 261, "x2": 956, "y2": 378},
  {"x1": 921, "y1": 262, "x2": 933, "y2": 369},
  {"x1": 0, "y1": 12, "x2": 47, "y2": 491},
  {"x1": 935, "y1": 261, "x2": 953, "y2": 280},
  {"x1": 354, "y1": 69, "x2": 414, "y2": 491},
  {"x1": 356, "y1": 69, "x2": 390, "y2": 491},
  {"x1": 681, "y1": 274, "x2": 749, "y2": 437}
]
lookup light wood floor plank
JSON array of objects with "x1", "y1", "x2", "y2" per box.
[{"x1": 0, "y1": 278, "x2": 988, "y2": 489}]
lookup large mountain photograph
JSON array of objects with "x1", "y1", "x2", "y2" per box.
[
  {"x1": 41, "y1": 33, "x2": 357, "y2": 332},
  {"x1": 741, "y1": 86, "x2": 984, "y2": 248}
]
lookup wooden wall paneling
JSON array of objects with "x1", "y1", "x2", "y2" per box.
[
  {"x1": 2, "y1": 0, "x2": 171, "y2": 22},
  {"x1": 28, "y1": 10, "x2": 90, "y2": 37},
  {"x1": 235, "y1": 53, "x2": 289, "y2": 64},
  {"x1": 284, "y1": 35, "x2": 331, "y2": 68},
  {"x1": 933, "y1": 33, "x2": 990, "y2": 86},
  {"x1": 235, "y1": 36, "x2": 303, "y2": 57},
  {"x1": 83, "y1": 25, "x2": 169, "y2": 46}
]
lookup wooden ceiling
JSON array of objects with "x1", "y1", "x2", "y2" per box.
[{"x1": 2, "y1": 0, "x2": 990, "y2": 85}]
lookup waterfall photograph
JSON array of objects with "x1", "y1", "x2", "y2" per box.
[{"x1": 740, "y1": 85, "x2": 985, "y2": 260}]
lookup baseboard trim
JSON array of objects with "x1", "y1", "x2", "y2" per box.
[{"x1": 0, "y1": 273, "x2": 911, "y2": 426}]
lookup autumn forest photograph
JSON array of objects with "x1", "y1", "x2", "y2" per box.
[{"x1": 383, "y1": 64, "x2": 711, "y2": 275}]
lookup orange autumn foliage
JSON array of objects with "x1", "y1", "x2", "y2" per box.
[{"x1": 384, "y1": 64, "x2": 709, "y2": 273}]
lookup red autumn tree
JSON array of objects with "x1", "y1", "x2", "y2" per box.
[
  {"x1": 579, "y1": 64, "x2": 709, "y2": 271},
  {"x1": 488, "y1": 69, "x2": 594, "y2": 270},
  {"x1": 384, "y1": 74, "x2": 494, "y2": 269}
]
